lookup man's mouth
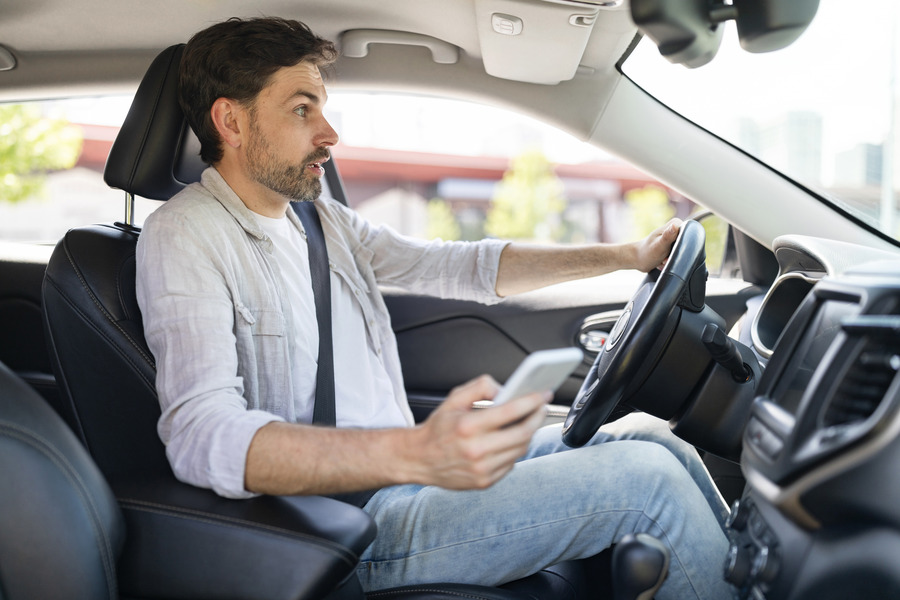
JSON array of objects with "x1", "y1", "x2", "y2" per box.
[{"x1": 306, "y1": 153, "x2": 330, "y2": 176}]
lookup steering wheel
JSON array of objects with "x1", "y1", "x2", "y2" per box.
[{"x1": 561, "y1": 219, "x2": 708, "y2": 447}]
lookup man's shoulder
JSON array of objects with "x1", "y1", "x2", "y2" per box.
[
  {"x1": 155, "y1": 182, "x2": 222, "y2": 216},
  {"x1": 314, "y1": 195, "x2": 367, "y2": 236},
  {"x1": 142, "y1": 183, "x2": 229, "y2": 230}
]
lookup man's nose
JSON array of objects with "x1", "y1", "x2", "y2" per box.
[{"x1": 316, "y1": 116, "x2": 339, "y2": 147}]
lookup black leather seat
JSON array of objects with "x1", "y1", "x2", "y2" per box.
[
  {"x1": 39, "y1": 43, "x2": 597, "y2": 600},
  {"x1": 0, "y1": 359, "x2": 123, "y2": 599},
  {"x1": 0, "y1": 358, "x2": 377, "y2": 600}
]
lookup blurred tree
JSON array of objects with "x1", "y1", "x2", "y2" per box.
[
  {"x1": 485, "y1": 148, "x2": 566, "y2": 241},
  {"x1": 426, "y1": 198, "x2": 461, "y2": 240},
  {"x1": 625, "y1": 184, "x2": 675, "y2": 239},
  {"x1": 0, "y1": 104, "x2": 83, "y2": 204}
]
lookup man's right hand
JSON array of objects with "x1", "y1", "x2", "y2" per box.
[{"x1": 403, "y1": 375, "x2": 550, "y2": 490}]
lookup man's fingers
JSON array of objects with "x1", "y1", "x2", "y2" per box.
[
  {"x1": 443, "y1": 374, "x2": 501, "y2": 410},
  {"x1": 652, "y1": 218, "x2": 682, "y2": 269},
  {"x1": 665, "y1": 217, "x2": 682, "y2": 236},
  {"x1": 422, "y1": 377, "x2": 550, "y2": 490},
  {"x1": 458, "y1": 390, "x2": 550, "y2": 436},
  {"x1": 460, "y1": 397, "x2": 548, "y2": 460},
  {"x1": 452, "y1": 427, "x2": 541, "y2": 489}
]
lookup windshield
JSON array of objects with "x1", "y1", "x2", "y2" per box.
[{"x1": 623, "y1": 0, "x2": 900, "y2": 241}]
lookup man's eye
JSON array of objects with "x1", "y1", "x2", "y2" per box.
[{"x1": 294, "y1": 106, "x2": 307, "y2": 117}]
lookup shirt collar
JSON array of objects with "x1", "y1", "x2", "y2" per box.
[{"x1": 199, "y1": 167, "x2": 307, "y2": 241}]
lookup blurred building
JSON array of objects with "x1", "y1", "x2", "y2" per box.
[
  {"x1": 835, "y1": 143, "x2": 883, "y2": 188},
  {"x1": 738, "y1": 111, "x2": 823, "y2": 186}
]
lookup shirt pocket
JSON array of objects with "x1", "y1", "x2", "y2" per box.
[
  {"x1": 233, "y1": 301, "x2": 287, "y2": 413},
  {"x1": 234, "y1": 302, "x2": 285, "y2": 337}
]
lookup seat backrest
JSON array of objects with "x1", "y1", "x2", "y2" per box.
[
  {"x1": 0, "y1": 360, "x2": 124, "y2": 599},
  {"x1": 42, "y1": 222, "x2": 167, "y2": 480},
  {"x1": 41, "y1": 44, "x2": 202, "y2": 481}
]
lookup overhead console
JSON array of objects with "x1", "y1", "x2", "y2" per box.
[
  {"x1": 474, "y1": 0, "x2": 633, "y2": 84},
  {"x1": 729, "y1": 259, "x2": 900, "y2": 599}
]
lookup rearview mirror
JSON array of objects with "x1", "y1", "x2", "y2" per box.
[
  {"x1": 630, "y1": 0, "x2": 819, "y2": 67},
  {"x1": 731, "y1": 0, "x2": 820, "y2": 53}
]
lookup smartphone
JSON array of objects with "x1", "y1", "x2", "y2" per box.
[{"x1": 492, "y1": 347, "x2": 584, "y2": 405}]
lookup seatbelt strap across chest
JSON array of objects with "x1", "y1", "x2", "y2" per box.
[
  {"x1": 292, "y1": 200, "x2": 379, "y2": 507},
  {"x1": 292, "y1": 201, "x2": 336, "y2": 427}
]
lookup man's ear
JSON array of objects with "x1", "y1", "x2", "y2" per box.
[{"x1": 210, "y1": 98, "x2": 245, "y2": 150}]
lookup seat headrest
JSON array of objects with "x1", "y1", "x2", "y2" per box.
[{"x1": 104, "y1": 44, "x2": 206, "y2": 201}]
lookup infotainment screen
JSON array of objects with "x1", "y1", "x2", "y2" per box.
[{"x1": 770, "y1": 299, "x2": 860, "y2": 415}]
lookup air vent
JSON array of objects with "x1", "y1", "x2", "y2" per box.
[{"x1": 823, "y1": 340, "x2": 900, "y2": 427}]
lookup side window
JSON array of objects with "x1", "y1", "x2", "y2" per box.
[
  {"x1": 325, "y1": 93, "x2": 706, "y2": 256},
  {"x1": 0, "y1": 95, "x2": 163, "y2": 245},
  {"x1": 0, "y1": 91, "x2": 735, "y2": 284},
  {"x1": 0, "y1": 95, "x2": 168, "y2": 245},
  {"x1": 698, "y1": 212, "x2": 730, "y2": 276}
]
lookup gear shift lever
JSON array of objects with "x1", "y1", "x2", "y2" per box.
[{"x1": 611, "y1": 533, "x2": 670, "y2": 600}]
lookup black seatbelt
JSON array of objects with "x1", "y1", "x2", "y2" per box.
[
  {"x1": 291, "y1": 201, "x2": 378, "y2": 508},
  {"x1": 292, "y1": 201, "x2": 336, "y2": 427}
]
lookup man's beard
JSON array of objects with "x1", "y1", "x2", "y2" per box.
[{"x1": 246, "y1": 122, "x2": 325, "y2": 203}]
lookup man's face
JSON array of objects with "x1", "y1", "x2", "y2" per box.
[{"x1": 243, "y1": 61, "x2": 338, "y2": 202}]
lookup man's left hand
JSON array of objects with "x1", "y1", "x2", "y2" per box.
[{"x1": 633, "y1": 218, "x2": 682, "y2": 272}]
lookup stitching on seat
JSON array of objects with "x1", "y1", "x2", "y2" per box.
[
  {"x1": 117, "y1": 498, "x2": 359, "y2": 565},
  {"x1": 126, "y1": 47, "x2": 178, "y2": 189},
  {"x1": 0, "y1": 422, "x2": 119, "y2": 599},
  {"x1": 44, "y1": 268, "x2": 155, "y2": 390},
  {"x1": 41, "y1": 314, "x2": 90, "y2": 443},
  {"x1": 60, "y1": 229, "x2": 157, "y2": 368},
  {"x1": 115, "y1": 251, "x2": 138, "y2": 323}
]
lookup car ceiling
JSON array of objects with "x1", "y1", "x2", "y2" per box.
[{"x1": 0, "y1": 0, "x2": 636, "y2": 139}]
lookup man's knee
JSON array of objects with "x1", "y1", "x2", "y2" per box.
[{"x1": 559, "y1": 440, "x2": 691, "y2": 495}]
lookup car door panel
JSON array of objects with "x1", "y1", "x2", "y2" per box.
[
  {"x1": 387, "y1": 277, "x2": 758, "y2": 418},
  {"x1": 0, "y1": 248, "x2": 58, "y2": 408}
]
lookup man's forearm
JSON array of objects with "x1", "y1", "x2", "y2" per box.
[
  {"x1": 244, "y1": 421, "x2": 420, "y2": 496},
  {"x1": 493, "y1": 219, "x2": 680, "y2": 298},
  {"x1": 243, "y1": 376, "x2": 551, "y2": 497},
  {"x1": 494, "y1": 242, "x2": 637, "y2": 297}
]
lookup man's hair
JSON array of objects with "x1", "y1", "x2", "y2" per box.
[{"x1": 179, "y1": 17, "x2": 337, "y2": 164}]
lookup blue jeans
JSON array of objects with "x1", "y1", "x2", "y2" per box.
[{"x1": 358, "y1": 412, "x2": 736, "y2": 599}]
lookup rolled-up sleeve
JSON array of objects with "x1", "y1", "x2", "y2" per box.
[
  {"x1": 331, "y1": 202, "x2": 510, "y2": 304},
  {"x1": 136, "y1": 207, "x2": 282, "y2": 499}
]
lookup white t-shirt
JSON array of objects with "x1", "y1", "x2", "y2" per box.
[{"x1": 256, "y1": 211, "x2": 406, "y2": 429}]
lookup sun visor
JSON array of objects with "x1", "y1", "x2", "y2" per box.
[{"x1": 475, "y1": 0, "x2": 614, "y2": 85}]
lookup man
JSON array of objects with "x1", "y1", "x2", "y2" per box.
[{"x1": 137, "y1": 16, "x2": 735, "y2": 599}]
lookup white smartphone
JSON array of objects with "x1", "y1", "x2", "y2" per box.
[{"x1": 492, "y1": 347, "x2": 584, "y2": 405}]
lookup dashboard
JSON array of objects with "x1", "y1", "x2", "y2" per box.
[{"x1": 727, "y1": 235, "x2": 900, "y2": 599}]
